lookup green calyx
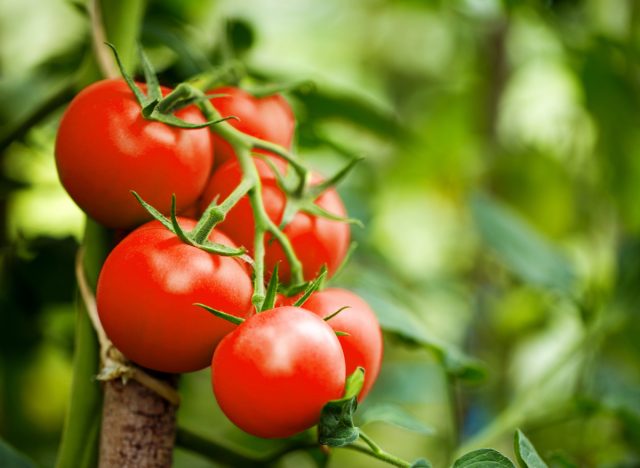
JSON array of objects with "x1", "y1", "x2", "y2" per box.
[
  {"x1": 105, "y1": 43, "x2": 235, "y2": 129},
  {"x1": 194, "y1": 303, "x2": 244, "y2": 325},
  {"x1": 258, "y1": 154, "x2": 364, "y2": 229},
  {"x1": 132, "y1": 191, "x2": 247, "y2": 259}
]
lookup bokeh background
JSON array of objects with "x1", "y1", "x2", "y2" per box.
[{"x1": 2, "y1": 0, "x2": 640, "y2": 466}]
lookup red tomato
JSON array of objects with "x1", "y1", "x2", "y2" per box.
[
  {"x1": 209, "y1": 86, "x2": 295, "y2": 167},
  {"x1": 55, "y1": 79, "x2": 213, "y2": 229},
  {"x1": 199, "y1": 158, "x2": 350, "y2": 283},
  {"x1": 212, "y1": 306, "x2": 345, "y2": 438},
  {"x1": 96, "y1": 218, "x2": 253, "y2": 373},
  {"x1": 302, "y1": 288, "x2": 383, "y2": 400}
]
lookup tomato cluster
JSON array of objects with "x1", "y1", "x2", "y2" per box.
[{"x1": 55, "y1": 78, "x2": 383, "y2": 439}]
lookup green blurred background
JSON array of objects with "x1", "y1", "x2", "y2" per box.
[{"x1": 2, "y1": 0, "x2": 640, "y2": 466}]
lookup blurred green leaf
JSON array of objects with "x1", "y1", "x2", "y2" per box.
[
  {"x1": 410, "y1": 459, "x2": 432, "y2": 468},
  {"x1": 0, "y1": 438, "x2": 35, "y2": 468},
  {"x1": 453, "y1": 449, "x2": 515, "y2": 468},
  {"x1": 358, "y1": 403, "x2": 434, "y2": 435},
  {"x1": 514, "y1": 429, "x2": 548, "y2": 468},
  {"x1": 470, "y1": 192, "x2": 576, "y2": 294},
  {"x1": 358, "y1": 286, "x2": 486, "y2": 382}
]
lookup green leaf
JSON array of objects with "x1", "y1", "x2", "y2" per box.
[
  {"x1": 453, "y1": 449, "x2": 515, "y2": 468},
  {"x1": 514, "y1": 430, "x2": 548, "y2": 468},
  {"x1": 356, "y1": 287, "x2": 486, "y2": 382},
  {"x1": 358, "y1": 403, "x2": 434, "y2": 436},
  {"x1": 0, "y1": 438, "x2": 35, "y2": 468},
  {"x1": 290, "y1": 85, "x2": 405, "y2": 139},
  {"x1": 470, "y1": 192, "x2": 575, "y2": 294},
  {"x1": 317, "y1": 368, "x2": 365, "y2": 447},
  {"x1": 410, "y1": 458, "x2": 432, "y2": 468}
]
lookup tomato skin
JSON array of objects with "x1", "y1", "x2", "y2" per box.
[
  {"x1": 199, "y1": 158, "x2": 350, "y2": 283},
  {"x1": 212, "y1": 306, "x2": 346, "y2": 438},
  {"x1": 96, "y1": 218, "x2": 253, "y2": 373},
  {"x1": 209, "y1": 86, "x2": 295, "y2": 167},
  {"x1": 55, "y1": 79, "x2": 213, "y2": 229},
  {"x1": 301, "y1": 289, "x2": 383, "y2": 401}
]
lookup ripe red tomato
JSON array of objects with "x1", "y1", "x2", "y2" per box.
[
  {"x1": 301, "y1": 288, "x2": 383, "y2": 400},
  {"x1": 199, "y1": 158, "x2": 350, "y2": 283},
  {"x1": 96, "y1": 218, "x2": 253, "y2": 373},
  {"x1": 212, "y1": 306, "x2": 345, "y2": 438},
  {"x1": 55, "y1": 79, "x2": 213, "y2": 229},
  {"x1": 209, "y1": 86, "x2": 295, "y2": 167}
]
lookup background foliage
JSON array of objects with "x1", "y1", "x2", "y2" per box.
[{"x1": 1, "y1": 0, "x2": 640, "y2": 466}]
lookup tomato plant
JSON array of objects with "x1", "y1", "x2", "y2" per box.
[
  {"x1": 199, "y1": 157, "x2": 350, "y2": 283},
  {"x1": 211, "y1": 306, "x2": 346, "y2": 438},
  {"x1": 297, "y1": 288, "x2": 383, "y2": 400},
  {"x1": 55, "y1": 79, "x2": 213, "y2": 229},
  {"x1": 96, "y1": 217, "x2": 253, "y2": 373},
  {"x1": 209, "y1": 86, "x2": 295, "y2": 167}
]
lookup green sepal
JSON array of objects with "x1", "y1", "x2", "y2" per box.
[
  {"x1": 261, "y1": 263, "x2": 280, "y2": 312},
  {"x1": 198, "y1": 240, "x2": 246, "y2": 257},
  {"x1": 131, "y1": 192, "x2": 245, "y2": 257},
  {"x1": 138, "y1": 46, "x2": 161, "y2": 102},
  {"x1": 104, "y1": 42, "x2": 148, "y2": 107},
  {"x1": 141, "y1": 99, "x2": 159, "y2": 119},
  {"x1": 308, "y1": 156, "x2": 363, "y2": 197},
  {"x1": 131, "y1": 191, "x2": 174, "y2": 231},
  {"x1": 300, "y1": 201, "x2": 363, "y2": 227},
  {"x1": 169, "y1": 195, "x2": 194, "y2": 244},
  {"x1": 293, "y1": 266, "x2": 328, "y2": 307},
  {"x1": 194, "y1": 303, "x2": 244, "y2": 325},
  {"x1": 453, "y1": 449, "x2": 515, "y2": 468},
  {"x1": 514, "y1": 429, "x2": 548, "y2": 468},
  {"x1": 317, "y1": 367, "x2": 365, "y2": 447},
  {"x1": 324, "y1": 306, "x2": 350, "y2": 321},
  {"x1": 335, "y1": 331, "x2": 350, "y2": 337}
]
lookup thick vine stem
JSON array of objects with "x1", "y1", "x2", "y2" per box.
[
  {"x1": 75, "y1": 248, "x2": 181, "y2": 406},
  {"x1": 157, "y1": 83, "x2": 308, "y2": 308}
]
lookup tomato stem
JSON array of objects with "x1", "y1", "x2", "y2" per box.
[
  {"x1": 347, "y1": 431, "x2": 412, "y2": 468},
  {"x1": 192, "y1": 178, "x2": 252, "y2": 244},
  {"x1": 188, "y1": 86, "x2": 307, "y2": 309}
]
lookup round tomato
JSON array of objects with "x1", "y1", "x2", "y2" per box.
[
  {"x1": 212, "y1": 306, "x2": 345, "y2": 438},
  {"x1": 301, "y1": 288, "x2": 383, "y2": 400},
  {"x1": 55, "y1": 79, "x2": 213, "y2": 229},
  {"x1": 209, "y1": 86, "x2": 295, "y2": 167},
  {"x1": 199, "y1": 158, "x2": 350, "y2": 283},
  {"x1": 96, "y1": 218, "x2": 253, "y2": 373}
]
